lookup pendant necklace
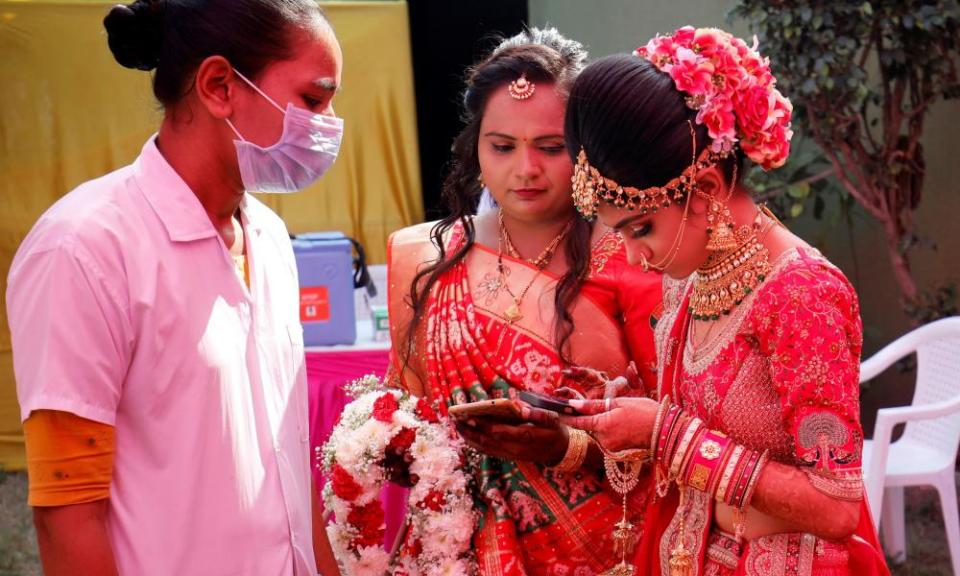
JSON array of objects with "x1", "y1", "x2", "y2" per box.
[{"x1": 496, "y1": 211, "x2": 573, "y2": 323}]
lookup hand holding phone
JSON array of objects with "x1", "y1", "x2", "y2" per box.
[
  {"x1": 517, "y1": 391, "x2": 581, "y2": 416},
  {"x1": 447, "y1": 399, "x2": 524, "y2": 423}
]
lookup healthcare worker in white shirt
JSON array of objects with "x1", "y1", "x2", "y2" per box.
[{"x1": 6, "y1": 0, "x2": 344, "y2": 574}]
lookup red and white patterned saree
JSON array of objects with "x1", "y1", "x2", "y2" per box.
[{"x1": 387, "y1": 221, "x2": 662, "y2": 575}]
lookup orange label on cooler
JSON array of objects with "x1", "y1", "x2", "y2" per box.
[{"x1": 300, "y1": 286, "x2": 330, "y2": 323}]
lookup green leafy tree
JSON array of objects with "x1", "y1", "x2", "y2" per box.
[{"x1": 731, "y1": 1, "x2": 959, "y2": 318}]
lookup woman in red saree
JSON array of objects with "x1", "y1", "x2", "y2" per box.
[
  {"x1": 386, "y1": 29, "x2": 662, "y2": 575},
  {"x1": 525, "y1": 27, "x2": 890, "y2": 576}
]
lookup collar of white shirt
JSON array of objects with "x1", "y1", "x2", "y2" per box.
[{"x1": 133, "y1": 135, "x2": 264, "y2": 243}]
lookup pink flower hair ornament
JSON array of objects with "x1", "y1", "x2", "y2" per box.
[
  {"x1": 636, "y1": 26, "x2": 793, "y2": 170},
  {"x1": 571, "y1": 27, "x2": 793, "y2": 220}
]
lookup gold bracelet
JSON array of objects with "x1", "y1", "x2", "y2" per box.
[{"x1": 551, "y1": 427, "x2": 591, "y2": 472}]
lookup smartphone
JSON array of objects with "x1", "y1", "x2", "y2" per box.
[
  {"x1": 447, "y1": 399, "x2": 524, "y2": 423},
  {"x1": 517, "y1": 391, "x2": 581, "y2": 416}
]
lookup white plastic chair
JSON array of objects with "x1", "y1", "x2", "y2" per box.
[{"x1": 861, "y1": 316, "x2": 960, "y2": 571}]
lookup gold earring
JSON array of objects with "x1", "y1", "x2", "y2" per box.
[
  {"x1": 477, "y1": 173, "x2": 485, "y2": 188},
  {"x1": 704, "y1": 197, "x2": 737, "y2": 253},
  {"x1": 703, "y1": 163, "x2": 739, "y2": 253}
]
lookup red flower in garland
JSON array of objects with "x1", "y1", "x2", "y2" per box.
[
  {"x1": 330, "y1": 464, "x2": 362, "y2": 502},
  {"x1": 405, "y1": 538, "x2": 423, "y2": 557},
  {"x1": 420, "y1": 489, "x2": 446, "y2": 512},
  {"x1": 415, "y1": 398, "x2": 439, "y2": 423},
  {"x1": 387, "y1": 427, "x2": 417, "y2": 454},
  {"x1": 348, "y1": 501, "x2": 385, "y2": 548},
  {"x1": 372, "y1": 392, "x2": 399, "y2": 423}
]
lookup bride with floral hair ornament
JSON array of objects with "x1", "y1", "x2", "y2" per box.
[{"x1": 522, "y1": 26, "x2": 890, "y2": 575}]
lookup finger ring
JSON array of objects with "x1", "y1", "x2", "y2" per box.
[{"x1": 605, "y1": 398, "x2": 611, "y2": 411}]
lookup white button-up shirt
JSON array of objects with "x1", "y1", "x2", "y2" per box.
[{"x1": 8, "y1": 137, "x2": 316, "y2": 575}]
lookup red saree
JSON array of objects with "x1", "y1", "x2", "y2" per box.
[
  {"x1": 387, "y1": 220, "x2": 662, "y2": 575},
  {"x1": 640, "y1": 247, "x2": 889, "y2": 576}
]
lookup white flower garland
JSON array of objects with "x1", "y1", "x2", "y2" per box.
[{"x1": 319, "y1": 376, "x2": 477, "y2": 575}]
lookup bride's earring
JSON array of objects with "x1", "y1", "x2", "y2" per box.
[{"x1": 704, "y1": 163, "x2": 738, "y2": 253}]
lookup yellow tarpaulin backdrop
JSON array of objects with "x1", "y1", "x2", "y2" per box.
[{"x1": 0, "y1": 0, "x2": 423, "y2": 470}]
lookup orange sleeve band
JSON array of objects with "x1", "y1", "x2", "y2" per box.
[{"x1": 23, "y1": 410, "x2": 116, "y2": 507}]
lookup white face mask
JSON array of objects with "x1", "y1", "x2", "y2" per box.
[{"x1": 225, "y1": 69, "x2": 344, "y2": 193}]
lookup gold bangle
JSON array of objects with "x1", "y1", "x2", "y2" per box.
[{"x1": 551, "y1": 427, "x2": 591, "y2": 472}]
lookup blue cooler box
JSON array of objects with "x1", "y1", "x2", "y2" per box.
[{"x1": 292, "y1": 232, "x2": 357, "y2": 346}]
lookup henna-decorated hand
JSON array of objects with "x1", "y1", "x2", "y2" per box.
[
  {"x1": 521, "y1": 396, "x2": 658, "y2": 454},
  {"x1": 453, "y1": 414, "x2": 569, "y2": 465},
  {"x1": 562, "y1": 361, "x2": 644, "y2": 400}
]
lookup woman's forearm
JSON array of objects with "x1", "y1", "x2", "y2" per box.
[
  {"x1": 652, "y1": 404, "x2": 861, "y2": 541},
  {"x1": 749, "y1": 461, "x2": 861, "y2": 541}
]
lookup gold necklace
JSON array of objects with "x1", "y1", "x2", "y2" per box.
[
  {"x1": 690, "y1": 209, "x2": 777, "y2": 349},
  {"x1": 689, "y1": 216, "x2": 771, "y2": 321},
  {"x1": 498, "y1": 211, "x2": 573, "y2": 269},
  {"x1": 496, "y1": 212, "x2": 572, "y2": 323}
]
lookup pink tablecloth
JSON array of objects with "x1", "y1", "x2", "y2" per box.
[{"x1": 306, "y1": 348, "x2": 408, "y2": 548}]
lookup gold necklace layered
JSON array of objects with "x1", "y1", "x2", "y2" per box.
[
  {"x1": 689, "y1": 217, "x2": 772, "y2": 322},
  {"x1": 496, "y1": 212, "x2": 572, "y2": 323},
  {"x1": 499, "y1": 211, "x2": 571, "y2": 270}
]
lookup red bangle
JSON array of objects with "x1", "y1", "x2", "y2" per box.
[
  {"x1": 716, "y1": 444, "x2": 745, "y2": 503},
  {"x1": 682, "y1": 429, "x2": 733, "y2": 494},
  {"x1": 669, "y1": 417, "x2": 704, "y2": 480},
  {"x1": 728, "y1": 450, "x2": 761, "y2": 508},
  {"x1": 656, "y1": 405, "x2": 683, "y2": 466},
  {"x1": 741, "y1": 450, "x2": 770, "y2": 509}
]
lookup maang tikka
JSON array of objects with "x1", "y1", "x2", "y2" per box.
[{"x1": 508, "y1": 73, "x2": 536, "y2": 100}]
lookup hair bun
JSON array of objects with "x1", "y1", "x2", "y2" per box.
[{"x1": 103, "y1": 1, "x2": 162, "y2": 71}]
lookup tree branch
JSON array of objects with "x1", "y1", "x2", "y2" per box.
[{"x1": 756, "y1": 168, "x2": 838, "y2": 202}]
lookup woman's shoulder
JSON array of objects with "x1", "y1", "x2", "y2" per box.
[
  {"x1": 761, "y1": 246, "x2": 857, "y2": 302},
  {"x1": 749, "y1": 246, "x2": 861, "y2": 337},
  {"x1": 389, "y1": 220, "x2": 439, "y2": 251}
]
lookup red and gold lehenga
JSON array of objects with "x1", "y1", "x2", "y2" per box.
[
  {"x1": 640, "y1": 247, "x2": 889, "y2": 576},
  {"x1": 387, "y1": 221, "x2": 662, "y2": 575}
]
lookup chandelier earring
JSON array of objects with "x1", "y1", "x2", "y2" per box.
[{"x1": 703, "y1": 163, "x2": 739, "y2": 254}]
